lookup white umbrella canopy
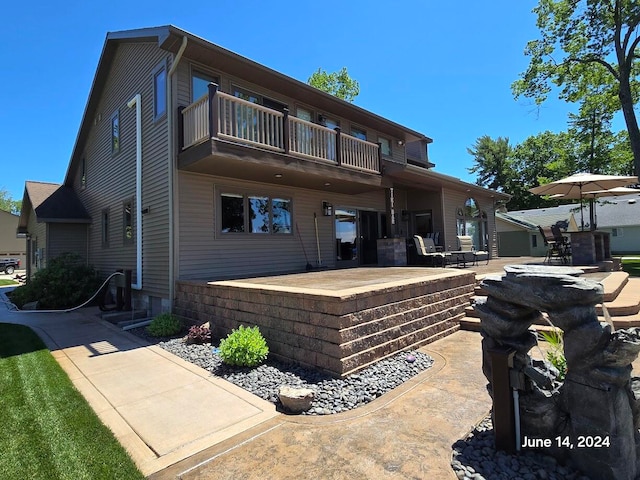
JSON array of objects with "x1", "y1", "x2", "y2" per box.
[
  {"x1": 529, "y1": 173, "x2": 638, "y2": 230},
  {"x1": 529, "y1": 173, "x2": 638, "y2": 199},
  {"x1": 581, "y1": 186, "x2": 640, "y2": 197}
]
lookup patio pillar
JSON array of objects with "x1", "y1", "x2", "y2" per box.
[{"x1": 385, "y1": 187, "x2": 397, "y2": 237}]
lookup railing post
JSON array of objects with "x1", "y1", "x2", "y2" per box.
[
  {"x1": 177, "y1": 106, "x2": 185, "y2": 151},
  {"x1": 283, "y1": 108, "x2": 290, "y2": 154},
  {"x1": 334, "y1": 127, "x2": 342, "y2": 165},
  {"x1": 208, "y1": 83, "x2": 219, "y2": 139},
  {"x1": 377, "y1": 142, "x2": 383, "y2": 173}
]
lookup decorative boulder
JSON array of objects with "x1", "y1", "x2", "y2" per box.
[{"x1": 278, "y1": 386, "x2": 315, "y2": 413}]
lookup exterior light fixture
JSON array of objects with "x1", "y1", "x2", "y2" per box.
[
  {"x1": 322, "y1": 201, "x2": 334, "y2": 216},
  {"x1": 397, "y1": 140, "x2": 404, "y2": 146},
  {"x1": 274, "y1": 173, "x2": 283, "y2": 178}
]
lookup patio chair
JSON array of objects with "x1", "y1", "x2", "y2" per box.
[
  {"x1": 538, "y1": 226, "x2": 566, "y2": 264},
  {"x1": 413, "y1": 235, "x2": 450, "y2": 267},
  {"x1": 550, "y1": 225, "x2": 571, "y2": 263},
  {"x1": 455, "y1": 235, "x2": 489, "y2": 267}
]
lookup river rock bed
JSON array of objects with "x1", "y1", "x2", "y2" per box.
[
  {"x1": 128, "y1": 327, "x2": 434, "y2": 415},
  {"x1": 452, "y1": 416, "x2": 592, "y2": 480}
]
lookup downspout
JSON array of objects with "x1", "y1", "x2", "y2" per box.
[
  {"x1": 127, "y1": 93, "x2": 142, "y2": 290},
  {"x1": 167, "y1": 36, "x2": 188, "y2": 310}
]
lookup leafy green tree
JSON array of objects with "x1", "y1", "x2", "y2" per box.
[
  {"x1": 467, "y1": 136, "x2": 515, "y2": 192},
  {"x1": 308, "y1": 67, "x2": 360, "y2": 102},
  {"x1": 509, "y1": 131, "x2": 576, "y2": 209},
  {"x1": 0, "y1": 188, "x2": 21, "y2": 214},
  {"x1": 512, "y1": 0, "x2": 640, "y2": 179}
]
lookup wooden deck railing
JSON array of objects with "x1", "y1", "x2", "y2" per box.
[{"x1": 180, "y1": 84, "x2": 381, "y2": 173}]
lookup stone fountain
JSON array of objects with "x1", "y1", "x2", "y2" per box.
[{"x1": 476, "y1": 265, "x2": 640, "y2": 480}]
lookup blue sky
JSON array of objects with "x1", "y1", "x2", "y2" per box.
[{"x1": 1, "y1": 0, "x2": 607, "y2": 202}]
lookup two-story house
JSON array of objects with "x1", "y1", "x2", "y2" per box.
[{"x1": 18, "y1": 25, "x2": 509, "y2": 314}]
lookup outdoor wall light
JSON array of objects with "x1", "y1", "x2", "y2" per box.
[
  {"x1": 322, "y1": 201, "x2": 334, "y2": 216},
  {"x1": 397, "y1": 140, "x2": 405, "y2": 146}
]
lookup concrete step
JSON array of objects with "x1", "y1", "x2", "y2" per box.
[
  {"x1": 102, "y1": 309, "x2": 149, "y2": 327},
  {"x1": 597, "y1": 277, "x2": 640, "y2": 317}
]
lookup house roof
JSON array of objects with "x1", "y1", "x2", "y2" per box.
[
  {"x1": 496, "y1": 211, "x2": 539, "y2": 231},
  {"x1": 17, "y1": 181, "x2": 91, "y2": 231},
  {"x1": 506, "y1": 193, "x2": 640, "y2": 230},
  {"x1": 63, "y1": 25, "x2": 434, "y2": 187}
]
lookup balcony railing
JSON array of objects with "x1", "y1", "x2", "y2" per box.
[{"x1": 180, "y1": 84, "x2": 380, "y2": 174}]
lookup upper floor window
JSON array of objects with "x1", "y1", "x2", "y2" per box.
[
  {"x1": 153, "y1": 62, "x2": 167, "y2": 120},
  {"x1": 81, "y1": 157, "x2": 86, "y2": 189},
  {"x1": 351, "y1": 127, "x2": 367, "y2": 141},
  {"x1": 296, "y1": 107, "x2": 313, "y2": 122},
  {"x1": 378, "y1": 137, "x2": 392, "y2": 156},
  {"x1": 192, "y1": 70, "x2": 219, "y2": 101},
  {"x1": 111, "y1": 111, "x2": 120, "y2": 155},
  {"x1": 233, "y1": 86, "x2": 288, "y2": 111}
]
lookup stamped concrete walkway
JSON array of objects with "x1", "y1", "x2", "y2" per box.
[
  {"x1": 154, "y1": 330, "x2": 490, "y2": 480},
  {"x1": 0, "y1": 297, "x2": 277, "y2": 477}
]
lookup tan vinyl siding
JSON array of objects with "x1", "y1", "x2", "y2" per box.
[
  {"x1": 26, "y1": 209, "x2": 46, "y2": 272},
  {"x1": 74, "y1": 42, "x2": 170, "y2": 295},
  {"x1": 47, "y1": 224, "x2": 88, "y2": 262},
  {"x1": 177, "y1": 171, "x2": 385, "y2": 280}
]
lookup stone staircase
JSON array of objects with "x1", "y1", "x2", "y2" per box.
[{"x1": 460, "y1": 270, "x2": 640, "y2": 332}]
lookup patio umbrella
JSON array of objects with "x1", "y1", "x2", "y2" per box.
[
  {"x1": 529, "y1": 173, "x2": 638, "y2": 230},
  {"x1": 580, "y1": 187, "x2": 639, "y2": 228}
]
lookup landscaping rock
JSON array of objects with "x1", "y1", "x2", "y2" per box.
[{"x1": 278, "y1": 386, "x2": 315, "y2": 413}]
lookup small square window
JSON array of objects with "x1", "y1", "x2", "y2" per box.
[
  {"x1": 111, "y1": 111, "x2": 120, "y2": 155},
  {"x1": 351, "y1": 127, "x2": 367, "y2": 141},
  {"x1": 153, "y1": 63, "x2": 167, "y2": 120}
]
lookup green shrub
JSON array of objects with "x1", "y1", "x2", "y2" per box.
[
  {"x1": 218, "y1": 325, "x2": 269, "y2": 367},
  {"x1": 9, "y1": 252, "x2": 101, "y2": 309},
  {"x1": 540, "y1": 329, "x2": 567, "y2": 381},
  {"x1": 146, "y1": 313, "x2": 182, "y2": 337}
]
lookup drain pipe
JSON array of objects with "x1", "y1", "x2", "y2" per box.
[
  {"x1": 127, "y1": 94, "x2": 143, "y2": 290},
  {"x1": 167, "y1": 36, "x2": 188, "y2": 310}
]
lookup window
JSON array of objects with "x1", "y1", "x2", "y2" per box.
[
  {"x1": 612, "y1": 228, "x2": 623, "y2": 237},
  {"x1": 351, "y1": 127, "x2": 367, "y2": 141},
  {"x1": 220, "y1": 193, "x2": 292, "y2": 235},
  {"x1": 221, "y1": 193, "x2": 245, "y2": 233},
  {"x1": 192, "y1": 70, "x2": 219, "y2": 101},
  {"x1": 102, "y1": 208, "x2": 110, "y2": 247},
  {"x1": 111, "y1": 111, "x2": 120, "y2": 155},
  {"x1": 249, "y1": 196, "x2": 270, "y2": 233},
  {"x1": 81, "y1": 157, "x2": 86, "y2": 189},
  {"x1": 123, "y1": 200, "x2": 133, "y2": 244},
  {"x1": 153, "y1": 62, "x2": 167, "y2": 120},
  {"x1": 532, "y1": 234, "x2": 538, "y2": 248},
  {"x1": 272, "y1": 198, "x2": 292, "y2": 233},
  {"x1": 378, "y1": 137, "x2": 392, "y2": 156},
  {"x1": 296, "y1": 107, "x2": 313, "y2": 122},
  {"x1": 456, "y1": 198, "x2": 488, "y2": 250}
]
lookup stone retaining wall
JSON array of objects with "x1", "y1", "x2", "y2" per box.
[{"x1": 175, "y1": 271, "x2": 475, "y2": 377}]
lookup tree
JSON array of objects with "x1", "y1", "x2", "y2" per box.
[
  {"x1": 307, "y1": 67, "x2": 360, "y2": 102},
  {"x1": 512, "y1": 0, "x2": 640, "y2": 179},
  {"x1": 467, "y1": 136, "x2": 515, "y2": 192},
  {"x1": 0, "y1": 188, "x2": 21, "y2": 214}
]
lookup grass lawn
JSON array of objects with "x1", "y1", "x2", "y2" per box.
[
  {"x1": 621, "y1": 258, "x2": 640, "y2": 277},
  {"x1": 0, "y1": 279, "x2": 17, "y2": 286},
  {"x1": 0, "y1": 323, "x2": 145, "y2": 480}
]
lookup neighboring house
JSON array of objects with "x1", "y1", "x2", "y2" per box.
[
  {"x1": 504, "y1": 194, "x2": 639, "y2": 255},
  {"x1": 0, "y1": 209, "x2": 26, "y2": 268},
  {"x1": 17, "y1": 181, "x2": 91, "y2": 278},
  {"x1": 18, "y1": 25, "x2": 509, "y2": 313},
  {"x1": 496, "y1": 211, "x2": 578, "y2": 257}
]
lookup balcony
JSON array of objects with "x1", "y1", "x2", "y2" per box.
[{"x1": 179, "y1": 84, "x2": 381, "y2": 175}]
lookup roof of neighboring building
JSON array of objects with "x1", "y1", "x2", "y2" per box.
[
  {"x1": 506, "y1": 193, "x2": 640, "y2": 229},
  {"x1": 17, "y1": 181, "x2": 91, "y2": 230},
  {"x1": 496, "y1": 211, "x2": 539, "y2": 231}
]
